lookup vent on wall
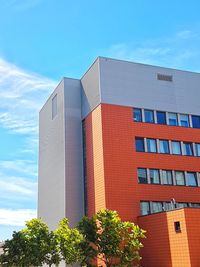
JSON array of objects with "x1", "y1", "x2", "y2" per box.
[{"x1": 157, "y1": 73, "x2": 173, "y2": 82}]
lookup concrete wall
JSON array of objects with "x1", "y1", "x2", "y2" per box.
[{"x1": 81, "y1": 57, "x2": 200, "y2": 118}]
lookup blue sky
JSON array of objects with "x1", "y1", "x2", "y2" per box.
[{"x1": 1, "y1": 0, "x2": 200, "y2": 240}]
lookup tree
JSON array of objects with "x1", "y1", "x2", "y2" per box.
[
  {"x1": 0, "y1": 218, "x2": 61, "y2": 267},
  {"x1": 0, "y1": 231, "x2": 31, "y2": 267},
  {"x1": 78, "y1": 209, "x2": 145, "y2": 267},
  {"x1": 56, "y1": 218, "x2": 83, "y2": 265}
]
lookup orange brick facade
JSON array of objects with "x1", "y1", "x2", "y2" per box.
[
  {"x1": 84, "y1": 103, "x2": 200, "y2": 266},
  {"x1": 138, "y1": 208, "x2": 200, "y2": 267}
]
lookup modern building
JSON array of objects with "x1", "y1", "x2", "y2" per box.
[{"x1": 38, "y1": 57, "x2": 200, "y2": 267}]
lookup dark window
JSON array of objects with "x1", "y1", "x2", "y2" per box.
[
  {"x1": 146, "y1": 138, "x2": 157, "y2": 153},
  {"x1": 183, "y1": 142, "x2": 193, "y2": 156},
  {"x1": 171, "y1": 141, "x2": 181, "y2": 155},
  {"x1": 135, "y1": 138, "x2": 145, "y2": 152},
  {"x1": 180, "y1": 114, "x2": 190, "y2": 127},
  {"x1": 162, "y1": 170, "x2": 173, "y2": 185},
  {"x1": 192, "y1": 115, "x2": 200, "y2": 128},
  {"x1": 187, "y1": 172, "x2": 197, "y2": 186},
  {"x1": 133, "y1": 108, "x2": 142, "y2": 122},
  {"x1": 149, "y1": 169, "x2": 160, "y2": 184},
  {"x1": 144, "y1": 110, "x2": 154, "y2": 123},
  {"x1": 174, "y1": 221, "x2": 181, "y2": 232},
  {"x1": 156, "y1": 111, "x2": 166, "y2": 124},
  {"x1": 52, "y1": 94, "x2": 57, "y2": 119},
  {"x1": 175, "y1": 171, "x2": 185, "y2": 186},
  {"x1": 140, "y1": 201, "x2": 150, "y2": 215},
  {"x1": 138, "y1": 168, "x2": 148, "y2": 184},
  {"x1": 168, "y1": 113, "x2": 178, "y2": 126},
  {"x1": 196, "y1": 144, "x2": 200, "y2": 156},
  {"x1": 159, "y1": 140, "x2": 169, "y2": 154}
]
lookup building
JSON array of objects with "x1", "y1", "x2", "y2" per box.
[{"x1": 38, "y1": 57, "x2": 200, "y2": 267}]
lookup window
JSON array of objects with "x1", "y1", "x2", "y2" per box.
[
  {"x1": 174, "y1": 221, "x2": 181, "y2": 232},
  {"x1": 156, "y1": 111, "x2": 166, "y2": 124},
  {"x1": 149, "y1": 169, "x2": 160, "y2": 184},
  {"x1": 195, "y1": 144, "x2": 200, "y2": 156},
  {"x1": 144, "y1": 110, "x2": 154, "y2": 123},
  {"x1": 171, "y1": 141, "x2": 181, "y2": 155},
  {"x1": 135, "y1": 138, "x2": 145, "y2": 152},
  {"x1": 138, "y1": 168, "x2": 148, "y2": 184},
  {"x1": 183, "y1": 142, "x2": 193, "y2": 156},
  {"x1": 175, "y1": 171, "x2": 185, "y2": 186},
  {"x1": 133, "y1": 108, "x2": 142, "y2": 122},
  {"x1": 162, "y1": 170, "x2": 173, "y2": 185},
  {"x1": 52, "y1": 94, "x2": 57, "y2": 119},
  {"x1": 164, "y1": 202, "x2": 173, "y2": 211},
  {"x1": 159, "y1": 140, "x2": 169, "y2": 154},
  {"x1": 168, "y1": 113, "x2": 178, "y2": 126},
  {"x1": 146, "y1": 138, "x2": 157, "y2": 153},
  {"x1": 192, "y1": 115, "x2": 200, "y2": 128},
  {"x1": 177, "y1": 203, "x2": 188, "y2": 208},
  {"x1": 187, "y1": 172, "x2": 197, "y2": 186},
  {"x1": 152, "y1": 202, "x2": 163, "y2": 213},
  {"x1": 190, "y1": 203, "x2": 200, "y2": 208},
  {"x1": 180, "y1": 114, "x2": 190, "y2": 127},
  {"x1": 140, "y1": 201, "x2": 150, "y2": 215}
]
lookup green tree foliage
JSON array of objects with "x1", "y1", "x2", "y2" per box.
[
  {"x1": 0, "y1": 231, "x2": 30, "y2": 267},
  {"x1": 56, "y1": 218, "x2": 83, "y2": 265},
  {"x1": 0, "y1": 210, "x2": 146, "y2": 267},
  {"x1": 0, "y1": 218, "x2": 61, "y2": 267},
  {"x1": 78, "y1": 209, "x2": 145, "y2": 267}
]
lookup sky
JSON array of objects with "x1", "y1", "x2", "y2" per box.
[{"x1": 0, "y1": 0, "x2": 200, "y2": 240}]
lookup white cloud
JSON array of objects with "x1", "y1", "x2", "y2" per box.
[
  {"x1": 0, "y1": 58, "x2": 56, "y2": 135},
  {"x1": 0, "y1": 160, "x2": 37, "y2": 177},
  {"x1": 105, "y1": 30, "x2": 200, "y2": 71},
  {"x1": 2, "y1": 0, "x2": 43, "y2": 11},
  {"x1": 0, "y1": 175, "x2": 37, "y2": 196},
  {"x1": 0, "y1": 209, "x2": 37, "y2": 226}
]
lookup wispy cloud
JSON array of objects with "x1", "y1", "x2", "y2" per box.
[
  {"x1": 0, "y1": 209, "x2": 37, "y2": 226},
  {"x1": 2, "y1": 0, "x2": 43, "y2": 11},
  {"x1": 0, "y1": 177, "x2": 36, "y2": 196},
  {"x1": 105, "y1": 30, "x2": 200, "y2": 72},
  {"x1": 0, "y1": 160, "x2": 37, "y2": 177},
  {"x1": 0, "y1": 58, "x2": 56, "y2": 135}
]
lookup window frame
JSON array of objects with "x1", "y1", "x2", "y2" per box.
[
  {"x1": 162, "y1": 170, "x2": 173, "y2": 185},
  {"x1": 144, "y1": 109, "x2": 155, "y2": 123},
  {"x1": 159, "y1": 139, "x2": 170, "y2": 154},
  {"x1": 175, "y1": 171, "x2": 185, "y2": 186},
  {"x1": 187, "y1": 172, "x2": 198, "y2": 187},
  {"x1": 133, "y1": 108, "x2": 142, "y2": 122},
  {"x1": 146, "y1": 138, "x2": 157, "y2": 153},
  {"x1": 156, "y1": 111, "x2": 167, "y2": 125},
  {"x1": 183, "y1": 142, "x2": 193, "y2": 156},
  {"x1": 149, "y1": 169, "x2": 160, "y2": 184},
  {"x1": 135, "y1": 137, "x2": 145, "y2": 152},
  {"x1": 138, "y1": 168, "x2": 148, "y2": 184},
  {"x1": 168, "y1": 112, "x2": 178, "y2": 126},
  {"x1": 180, "y1": 114, "x2": 190, "y2": 127},
  {"x1": 171, "y1": 141, "x2": 182, "y2": 155}
]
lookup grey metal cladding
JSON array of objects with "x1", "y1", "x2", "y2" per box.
[
  {"x1": 38, "y1": 80, "x2": 66, "y2": 230},
  {"x1": 99, "y1": 57, "x2": 200, "y2": 115},
  {"x1": 63, "y1": 78, "x2": 84, "y2": 227},
  {"x1": 81, "y1": 58, "x2": 101, "y2": 118}
]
